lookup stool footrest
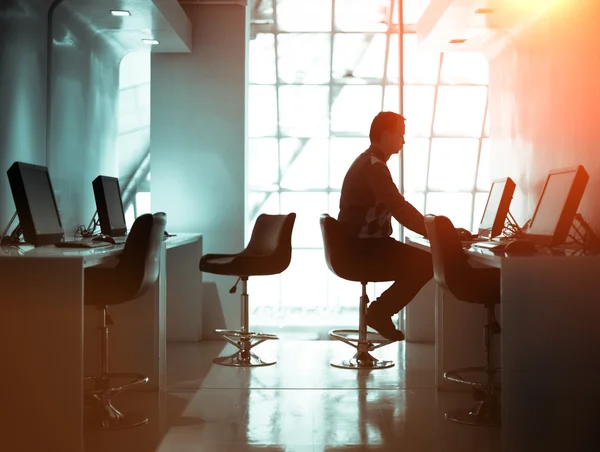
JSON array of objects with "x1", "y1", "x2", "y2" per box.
[
  {"x1": 444, "y1": 366, "x2": 501, "y2": 391},
  {"x1": 329, "y1": 329, "x2": 392, "y2": 351},
  {"x1": 213, "y1": 328, "x2": 278, "y2": 367}
]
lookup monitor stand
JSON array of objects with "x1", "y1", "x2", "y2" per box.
[
  {"x1": 0, "y1": 211, "x2": 24, "y2": 245},
  {"x1": 77, "y1": 211, "x2": 100, "y2": 238},
  {"x1": 503, "y1": 211, "x2": 525, "y2": 238},
  {"x1": 569, "y1": 213, "x2": 600, "y2": 255}
]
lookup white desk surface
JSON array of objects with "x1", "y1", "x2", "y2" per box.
[
  {"x1": 405, "y1": 235, "x2": 598, "y2": 268},
  {"x1": 0, "y1": 233, "x2": 202, "y2": 267}
]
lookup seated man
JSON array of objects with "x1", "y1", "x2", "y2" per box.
[{"x1": 337, "y1": 111, "x2": 433, "y2": 341}]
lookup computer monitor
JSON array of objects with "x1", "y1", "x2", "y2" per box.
[
  {"x1": 92, "y1": 175, "x2": 127, "y2": 237},
  {"x1": 7, "y1": 161, "x2": 64, "y2": 246},
  {"x1": 477, "y1": 177, "x2": 516, "y2": 238},
  {"x1": 526, "y1": 165, "x2": 589, "y2": 246}
]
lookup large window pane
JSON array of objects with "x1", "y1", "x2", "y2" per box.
[
  {"x1": 248, "y1": 191, "x2": 280, "y2": 237},
  {"x1": 426, "y1": 192, "x2": 473, "y2": 230},
  {"x1": 403, "y1": 85, "x2": 435, "y2": 137},
  {"x1": 248, "y1": 274, "x2": 281, "y2": 310},
  {"x1": 440, "y1": 52, "x2": 489, "y2": 85},
  {"x1": 403, "y1": 138, "x2": 429, "y2": 191},
  {"x1": 403, "y1": 0, "x2": 431, "y2": 24},
  {"x1": 332, "y1": 34, "x2": 386, "y2": 83},
  {"x1": 476, "y1": 138, "x2": 491, "y2": 191},
  {"x1": 280, "y1": 138, "x2": 329, "y2": 189},
  {"x1": 331, "y1": 85, "x2": 382, "y2": 134},
  {"x1": 281, "y1": 249, "x2": 328, "y2": 307},
  {"x1": 433, "y1": 86, "x2": 487, "y2": 137},
  {"x1": 279, "y1": 86, "x2": 329, "y2": 137},
  {"x1": 328, "y1": 191, "x2": 341, "y2": 219},
  {"x1": 472, "y1": 192, "x2": 489, "y2": 232},
  {"x1": 383, "y1": 85, "x2": 400, "y2": 112},
  {"x1": 386, "y1": 34, "x2": 399, "y2": 83},
  {"x1": 251, "y1": 0, "x2": 274, "y2": 23},
  {"x1": 329, "y1": 137, "x2": 369, "y2": 189},
  {"x1": 334, "y1": 0, "x2": 391, "y2": 32},
  {"x1": 249, "y1": 33, "x2": 276, "y2": 84},
  {"x1": 403, "y1": 34, "x2": 440, "y2": 84},
  {"x1": 249, "y1": 85, "x2": 278, "y2": 137},
  {"x1": 278, "y1": 34, "x2": 330, "y2": 84},
  {"x1": 277, "y1": 0, "x2": 332, "y2": 32},
  {"x1": 248, "y1": 138, "x2": 279, "y2": 190},
  {"x1": 280, "y1": 192, "x2": 328, "y2": 248},
  {"x1": 428, "y1": 138, "x2": 479, "y2": 191}
]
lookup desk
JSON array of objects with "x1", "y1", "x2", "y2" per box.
[
  {"x1": 407, "y1": 236, "x2": 600, "y2": 452},
  {"x1": 0, "y1": 233, "x2": 202, "y2": 452}
]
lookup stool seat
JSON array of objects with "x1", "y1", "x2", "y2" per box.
[{"x1": 199, "y1": 252, "x2": 288, "y2": 277}]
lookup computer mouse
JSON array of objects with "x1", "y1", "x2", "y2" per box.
[
  {"x1": 92, "y1": 234, "x2": 116, "y2": 245},
  {"x1": 504, "y1": 239, "x2": 536, "y2": 256}
]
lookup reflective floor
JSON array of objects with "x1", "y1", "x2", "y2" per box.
[{"x1": 85, "y1": 340, "x2": 500, "y2": 452}]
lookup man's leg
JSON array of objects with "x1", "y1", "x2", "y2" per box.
[{"x1": 363, "y1": 239, "x2": 433, "y2": 341}]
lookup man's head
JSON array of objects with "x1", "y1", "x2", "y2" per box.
[{"x1": 369, "y1": 111, "x2": 406, "y2": 160}]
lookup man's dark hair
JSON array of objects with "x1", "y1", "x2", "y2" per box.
[{"x1": 369, "y1": 111, "x2": 405, "y2": 143}]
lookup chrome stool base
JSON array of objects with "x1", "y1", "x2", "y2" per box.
[
  {"x1": 213, "y1": 329, "x2": 278, "y2": 367},
  {"x1": 85, "y1": 372, "x2": 149, "y2": 430},
  {"x1": 87, "y1": 402, "x2": 149, "y2": 430},
  {"x1": 214, "y1": 350, "x2": 276, "y2": 367},
  {"x1": 329, "y1": 329, "x2": 395, "y2": 370},
  {"x1": 330, "y1": 350, "x2": 394, "y2": 369},
  {"x1": 445, "y1": 400, "x2": 501, "y2": 428}
]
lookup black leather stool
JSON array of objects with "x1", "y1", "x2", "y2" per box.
[
  {"x1": 199, "y1": 213, "x2": 295, "y2": 367},
  {"x1": 84, "y1": 212, "x2": 167, "y2": 430}
]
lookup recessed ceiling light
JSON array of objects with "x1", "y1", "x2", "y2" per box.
[
  {"x1": 142, "y1": 39, "x2": 159, "y2": 45},
  {"x1": 110, "y1": 10, "x2": 131, "y2": 16},
  {"x1": 449, "y1": 39, "x2": 467, "y2": 44}
]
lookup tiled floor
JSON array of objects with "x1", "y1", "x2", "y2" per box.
[{"x1": 84, "y1": 340, "x2": 500, "y2": 452}]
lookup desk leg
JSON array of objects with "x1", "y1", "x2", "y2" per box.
[{"x1": 0, "y1": 257, "x2": 84, "y2": 452}]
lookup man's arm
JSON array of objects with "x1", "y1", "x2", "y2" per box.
[{"x1": 367, "y1": 161, "x2": 427, "y2": 236}]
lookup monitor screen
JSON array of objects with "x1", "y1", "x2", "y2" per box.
[
  {"x1": 478, "y1": 177, "x2": 516, "y2": 238},
  {"x1": 527, "y1": 165, "x2": 589, "y2": 245},
  {"x1": 7, "y1": 162, "x2": 64, "y2": 246},
  {"x1": 92, "y1": 175, "x2": 127, "y2": 237}
]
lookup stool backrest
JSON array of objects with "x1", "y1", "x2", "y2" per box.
[
  {"x1": 117, "y1": 212, "x2": 167, "y2": 300},
  {"x1": 319, "y1": 213, "x2": 353, "y2": 277},
  {"x1": 424, "y1": 214, "x2": 471, "y2": 292},
  {"x1": 243, "y1": 213, "x2": 296, "y2": 272}
]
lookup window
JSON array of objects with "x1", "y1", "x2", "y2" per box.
[{"x1": 248, "y1": 0, "x2": 489, "y2": 328}]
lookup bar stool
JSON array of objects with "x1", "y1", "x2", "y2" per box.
[
  {"x1": 424, "y1": 214, "x2": 501, "y2": 427},
  {"x1": 84, "y1": 212, "x2": 167, "y2": 430},
  {"x1": 199, "y1": 213, "x2": 296, "y2": 367},
  {"x1": 320, "y1": 214, "x2": 396, "y2": 369}
]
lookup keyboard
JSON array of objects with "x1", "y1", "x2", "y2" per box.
[
  {"x1": 112, "y1": 236, "x2": 127, "y2": 245},
  {"x1": 471, "y1": 239, "x2": 514, "y2": 251},
  {"x1": 54, "y1": 240, "x2": 112, "y2": 249}
]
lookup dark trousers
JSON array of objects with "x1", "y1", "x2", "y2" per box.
[{"x1": 352, "y1": 237, "x2": 434, "y2": 315}]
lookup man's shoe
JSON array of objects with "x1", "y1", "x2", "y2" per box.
[{"x1": 366, "y1": 301, "x2": 405, "y2": 342}]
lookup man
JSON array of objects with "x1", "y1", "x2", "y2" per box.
[{"x1": 337, "y1": 111, "x2": 433, "y2": 341}]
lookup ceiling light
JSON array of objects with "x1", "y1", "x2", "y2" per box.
[
  {"x1": 110, "y1": 10, "x2": 131, "y2": 16},
  {"x1": 449, "y1": 39, "x2": 467, "y2": 44},
  {"x1": 142, "y1": 39, "x2": 159, "y2": 45}
]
